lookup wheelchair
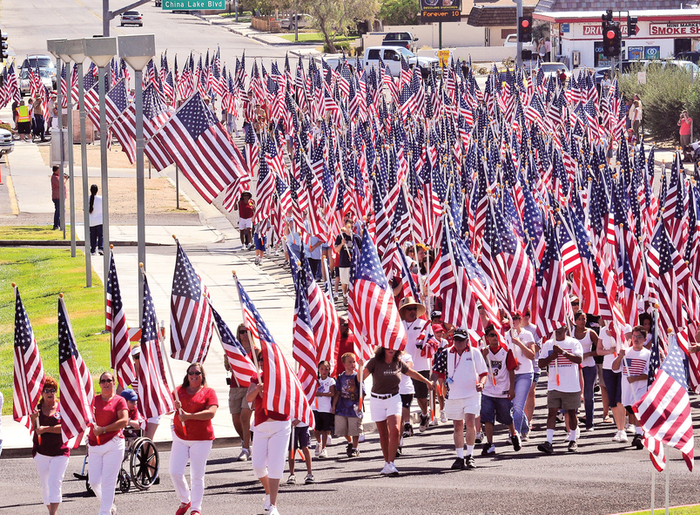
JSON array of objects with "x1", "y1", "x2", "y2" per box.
[{"x1": 73, "y1": 426, "x2": 160, "y2": 495}]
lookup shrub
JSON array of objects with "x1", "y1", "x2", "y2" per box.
[{"x1": 619, "y1": 63, "x2": 692, "y2": 143}]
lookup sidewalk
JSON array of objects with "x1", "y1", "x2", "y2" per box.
[{"x1": 1, "y1": 140, "x2": 433, "y2": 458}]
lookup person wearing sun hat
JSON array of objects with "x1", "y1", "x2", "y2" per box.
[{"x1": 400, "y1": 296, "x2": 434, "y2": 432}]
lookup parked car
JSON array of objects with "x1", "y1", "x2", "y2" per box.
[
  {"x1": 540, "y1": 61, "x2": 569, "y2": 80},
  {"x1": 382, "y1": 32, "x2": 418, "y2": 52},
  {"x1": 503, "y1": 33, "x2": 535, "y2": 50},
  {"x1": 155, "y1": 0, "x2": 162, "y2": 5},
  {"x1": 675, "y1": 51, "x2": 700, "y2": 64},
  {"x1": 19, "y1": 68, "x2": 54, "y2": 97},
  {"x1": 20, "y1": 54, "x2": 56, "y2": 89},
  {"x1": 0, "y1": 127, "x2": 14, "y2": 155},
  {"x1": 120, "y1": 10, "x2": 143, "y2": 26},
  {"x1": 279, "y1": 13, "x2": 313, "y2": 30}
]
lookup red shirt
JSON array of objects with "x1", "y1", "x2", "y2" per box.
[
  {"x1": 251, "y1": 374, "x2": 289, "y2": 424},
  {"x1": 238, "y1": 198, "x2": 254, "y2": 219},
  {"x1": 334, "y1": 333, "x2": 358, "y2": 378},
  {"x1": 173, "y1": 386, "x2": 219, "y2": 441},
  {"x1": 32, "y1": 404, "x2": 70, "y2": 458},
  {"x1": 88, "y1": 395, "x2": 128, "y2": 446},
  {"x1": 680, "y1": 118, "x2": 692, "y2": 136}
]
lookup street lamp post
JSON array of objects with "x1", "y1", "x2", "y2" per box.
[
  {"x1": 65, "y1": 38, "x2": 92, "y2": 287},
  {"x1": 47, "y1": 39, "x2": 77, "y2": 258},
  {"x1": 118, "y1": 33, "x2": 155, "y2": 327},
  {"x1": 84, "y1": 36, "x2": 117, "y2": 322}
]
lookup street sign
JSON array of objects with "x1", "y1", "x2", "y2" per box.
[
  {"x1": 162, "y1": 0, "x2": 225, "y2": 10},
  {"x1": 438, "y1": 49, "x2": 450, "y2": 67}
]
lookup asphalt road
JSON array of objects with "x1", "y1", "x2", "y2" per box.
[
  {"x1": 1, "y1": 0, "x2": 295, "y2": 73},
  {"x1": 2, "y1": 383, "x2": 699, "y2": 515}
]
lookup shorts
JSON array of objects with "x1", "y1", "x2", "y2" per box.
[
  {"x1": 400, "y1": 394, "x2": 414, "y2": 409},
  {"x1": 603, "y1": 368, "x2": 622, "y2": 405},
  {"x1": 289, "y1": 425, "x2": 310, "y2": 450},
  {"x1": 239, "y1": 217, "x2": 253, "y2": 230},
  {"x1": 369, "y1": 394, "x2": 402, "y2": 422},
  {"x1": 313, "y1": 411, "x2": 334, "y2": 432},
  {"x1": 254, "y1": 234, "x2": 267, "y2": 252},
  {"x1": 625, "y1": 405, "x2": 635, "y2": 415},
  {"x1": 480, "y1": 395, "x2": 513, "y2": 425},
  {"x1": 334, "y1": 415, "x2": 361, "y2": 437},
  {"x1": 146, "y1": 415, "x2": 161, "y2": 426},
  {"x1": 445, "y1": 396, "x2": 481, "y2": 420},
  {"x1": 532, "y1": 372, "x2": 540, "y2": 386},
  {"x1": 547, "y1": 390, "x2": 581, "y2": 411},
  {"x1": 339, "y1": 267, "x2": 351, "y2": 285},
  {"x1": 411, "y1": 370, "x2": 430, "y2": 399},
  {"x1": 228, "y1": 387, "x2": 250, "y2": 415}
]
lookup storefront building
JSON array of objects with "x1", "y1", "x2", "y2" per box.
[{"x1": 533, "y1": 9, "x2": 700, "y2": 69}]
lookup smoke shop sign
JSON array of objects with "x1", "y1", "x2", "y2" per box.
[{"x1": 649, "y1": 22, "x2": 700, "y2": 36}]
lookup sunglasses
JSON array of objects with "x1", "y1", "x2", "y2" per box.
[
  {"x1": 238, "y1": 330, "x2": 248, "y2": 335},
  {"x1": 486, "y1": 333, "x2": 497, "y2": 338},
  {"x1": 188, "y1": 371, "x2": 203, "y2": 376},
  {"x1": 99, "y1": 378, "x2": 114, "y2": 384},
  {"x1": 43, "y1": 389, "x2": 57, "y2": 394}
]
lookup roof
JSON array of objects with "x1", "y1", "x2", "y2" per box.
[
  {"x1": 535, "y1": 0, "x2": 683, "y2": 11},
  {"x1": 534, "y1": 8, "x2": 700, "y2": 22},
  {"x1": 467, "y1": 5, "x2": 537, "y2": 26}
]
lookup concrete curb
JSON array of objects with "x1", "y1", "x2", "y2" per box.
[{"x1": 0, "y1": 239, "x2": 173, "y2": 247}]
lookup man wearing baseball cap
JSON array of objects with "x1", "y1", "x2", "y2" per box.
[{"x1": 434, "y1": 328, "x2": 488, "y2": 470}]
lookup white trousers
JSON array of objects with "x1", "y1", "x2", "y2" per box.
[
  {"x1": 89, "y1": 437, "x2": 125, "y2": 515},
  {"x1": 169, "y1": 433, "x2": 213, "y2": 512},
  {"x1": 34, "y1": 453, "x2": 69, "y2": 505},
  {"x1": 252, "y1": 419, "x2": 292, "y2": 480}
]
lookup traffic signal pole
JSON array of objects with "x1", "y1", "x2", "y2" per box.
[{"x1": 516, "y1": 0, "x2": 523, "y2": 68}]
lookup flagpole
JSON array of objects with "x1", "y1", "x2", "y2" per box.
[
  {"x1": 232, "y1": 270, "x2": 261, "y2": 384},
  {"x1": 651, "y1": 468, "x2": 656, "y2": 515},
  {"x1": 664, "y1": 459, "x2": 670, "y2": 515}
]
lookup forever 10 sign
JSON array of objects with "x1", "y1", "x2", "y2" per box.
[{"x1": 162, "y1": 0, "x2": 225, "y2": 10}]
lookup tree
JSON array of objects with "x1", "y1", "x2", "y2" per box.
[
  {"x1": 379, "y1": 0, "x2": 419, "y2": 25},
  {"x1": 301, "y1": 0, "x2": 379, "y2": 53}
]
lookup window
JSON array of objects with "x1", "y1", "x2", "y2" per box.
[{"x1": 367, "y1": 49, "x2": 380, "y2": 60}]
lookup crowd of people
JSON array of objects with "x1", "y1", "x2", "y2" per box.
[{"x1": 11, "y1": 93, "x2": 55, "y2": 142}]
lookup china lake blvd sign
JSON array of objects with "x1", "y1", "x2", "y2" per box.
[{"x1": 162, "y1": 0, "x2": 224, "y2": 9}]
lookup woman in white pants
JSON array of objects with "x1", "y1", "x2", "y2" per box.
[
  {"x1": 247, "y1": 351, "x2": 292, "y2": 515},
  {"x1": 31, "y1": 376, "x2": 70, "y2": 515},
  {"x1": 88, "y1": 372, "x2": 128, "y2": 515},
  {"x1": 170, "y1": 362, "x2": 218, "y2": 515}
]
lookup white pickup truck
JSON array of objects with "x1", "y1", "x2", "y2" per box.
[{"x1": 321, "y1": 46, "x2": 438, "y2": 78}]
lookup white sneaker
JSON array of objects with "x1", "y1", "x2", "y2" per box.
[
  {"x1": 612, "y1": 430, "x2": 622, "y2": 442},
  {"x1": 269, "y1": 506, "x2": 280, "y2": 515},
  {"x1": 314, "y1": 445, "x2": 321, "y2": 457},
  {"x1": 237, "y1": 448, "x2": 250, "y2": 461},
  {"x1": 264, "y1": 494, "x2": 271, "y2": 511},
  {"x1": 326, "y1": 436, "x2": 332, "y2": 446},
  {"x1": 576, "y1": 427, "x2": 580, "y2": 440},
  {"x1": 110, "y1": 505, "x2": 117, "y2": 515},
  {"x1": 380, "y1": 462, "x2": 392, "y2": 475},
  {"x1": 440, "y1": 411, "x2": 448, "y2": 424},
  {"x1": 319, "y1": 448, "x2": 328, "y2": 458},
  {"x1": 619, "y1": 431, "x2": 629, "y2": 443},
  {"x1": 429, "y1": 416, "x2": 439, "y2": 426},
  {"x1": 388, "y1": 462, "x2": 399, "y2": 475}
]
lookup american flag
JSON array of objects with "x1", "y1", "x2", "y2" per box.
[
  {"x1": 105, "y1": 79, "x2": 136, "y2": 163},
  {"x1": 58, "y1": 296, "x2": 94, "y2": 448},
  {"x1": 349, "y1": 225, "x2": 407, "y2": 354},
  {"x1": 106, "y1": 253, "x2": 134, "y2": 388},
  {"x1": 138, "y1": 274, "x2": 175, "y2": 419},
  {"x1": 633, "y1": 335, "x2": 694, "y2": 472},
  {"x1": 13, "y1": 286, "x2": 45, "y2": 430},
  {"x1": 234, "y1": 275, "x2": 315, "y2": 428},
  {"x1": 624, "y1": 356, "x2": 648, "y2": 376},
  {"x1": 151, "y1": 91, "x2": 246, "y2": 203},
  {"x1": 211, "y1": 305, "x2": 257, "y2": 388},
  {"x1": 534, "y1": 223, "x2": 571, "y2": 338},
  {"x1": 170, "y1": 241, "x2": 213, "y2": 363},
  {"x1": 292, "y1": 258, "x2": 319, "y2": 401}
]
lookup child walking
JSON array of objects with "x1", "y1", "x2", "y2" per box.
[
  {"x1": 313, "y1": 361, "x2": 335, "y2": 458},
  {"x1": 332, "y1": 353, "x2": 364, "y2": 457},
  {"x1": 287, "y1": 419, "x2": 314, "y2": 485}
]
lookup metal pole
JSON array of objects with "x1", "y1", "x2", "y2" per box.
[
  {"x1": 294, "y1": 0, "x2": 298, "y2": 43},
  {"x1": 439, "y1": 22, "x2": 442, "y2": 50},
  {"x1": 99, "y1": 65, "x2": 110, "y2": 318},
  {"x1": 651, "y1": 469, "x2": 655, "y2": 515},
  {"x1": 175, "y1": 163, "x2": 179, "y2": 209},
  {"x1": 57, "y1": 60, "x2": 66, "y2": 241},
  {"x1": 103, "y1": 0, "x2": 111, "y2": 37},
  {"x1": 77, "y1": 62, "x2": 92, "y2": 287},
  {"x1": 516, "y1": 0, "x2": 523, "y2": 68},
  {"x1": 135, "y1": 68, "x2": 146, "y2": 326},
  {"x1": 65, "y1": 60, "x2": 77, "y2": 258},
  {"x1": 664, "y1": 462, "x2": 670, "y2": 515},
  {"x1": 235, "y1": 0, "x2": 238, "y2": 22}
]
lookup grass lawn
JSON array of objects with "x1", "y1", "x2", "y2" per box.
[
  {"x1": 0, "y1": 248, "x2": 110, "y2": 415},
  {"x1": 279, "y1": 32, "x2": 357, "y2": 44},
  {"x1": 0, "y1": 225, "x2": 75, "y2": 241},
  {"x1": 622, "y1": 506, "x2": 700, "y2": 515}
]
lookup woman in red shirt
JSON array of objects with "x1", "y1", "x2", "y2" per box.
[
  {"x1": 31, "y1": 376, "x2": 70, "y2": 515},
  {"x1": 88, "y1": 372, "x2": 128, "y2": 515},
  {"x1": 247, "y1": 351, "x2": 291, "y2": 515},
  {"x1": 170, "y1": 363, "x2": 218, "y2": 515},
  {"x1": 679, "y1": 110, "x2": 693, "y2": 149}
]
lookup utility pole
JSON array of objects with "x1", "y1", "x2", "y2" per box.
[{"x1": 516, "y1": 0, "x2": 523, "y2": 68}]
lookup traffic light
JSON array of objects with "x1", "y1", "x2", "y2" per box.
[
  {"x1": 602, "y1": 9, "x2": 613, "y2": 23},
  {"x1": 628, "y1": 16, "x2": 638, "y2": 36},
  {"x1": 0, "y1": 30, "x2": 7, "y2": 62},
  {"x1": 518, "y1": 16, "x2": 532, "y2": 43},
  {"x1": 603, "y1": 22, "x2": 621, "y2": 57}
]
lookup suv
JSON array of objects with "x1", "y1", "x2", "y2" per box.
[
  {"x1": 382, "y1": 32, "x2": 418, "y2": 52},
  {"x1": 20, "y1": 55, "x2": 56, "y2": 90},
  {"x1": 120, "y1": 10, "x2": 143, "y2": 26},
  {"x1": 676, "y1": 51, "x2": 700, "y2": 64}
]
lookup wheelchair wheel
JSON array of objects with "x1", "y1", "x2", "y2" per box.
[
  {"x1": 118, "y1": 469, "x2": 131, "y2": 493},
  {"x1": 130, "y1": 437, "x2": 159, "y2": 490}
]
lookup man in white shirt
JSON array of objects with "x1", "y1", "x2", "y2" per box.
[
  {"x1": 435, "y1": 328, "x2": 488, "y2": 470},
  {"x1": 537, "y1": 323, "x2": 583, "y2": 454},
  {"x1": 400, "y1": 297, "x2": 432, "y2": 432}
]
